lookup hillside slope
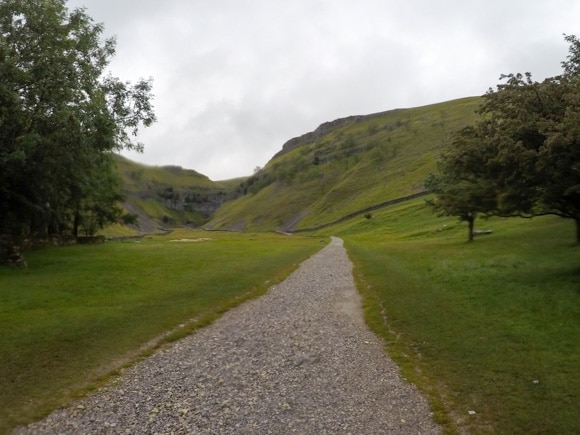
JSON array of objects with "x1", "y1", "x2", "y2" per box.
[
  {"x1": 206, "y1": 96, "x2": 481, "y2": 232},
  {"x1": 114, "y1": 155, "x2": 240, "y2": 231}
]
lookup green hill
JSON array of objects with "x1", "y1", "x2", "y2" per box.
[
  {"x1": 113, "y1": 155, "x2": 241, "y2": 232},
  {"x1": 206, "y1": 96, "x2": 481, "y2": 232},
  {"x1": 111, "y1": 96, "x2": 482, "y2": 233}
]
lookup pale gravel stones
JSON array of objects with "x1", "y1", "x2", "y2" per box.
[{"x1": 17, "y1": 237, "x2": 440, "y2": 434}]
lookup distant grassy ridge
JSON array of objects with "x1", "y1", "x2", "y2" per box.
[
  {"x1": 0, "y1": 231, "x2": 324, "y2": 433},
  {"x1": 207, "y1": 97, "x2": 481, "y2": 232},
  {"x1": 319, "y1": 198, "x2": 580, "y2": 434},
  {"x1": 114, "y1": 155, "x2": 237, "y2": 229},
  {"x1": 114, "y1": 154, "x2": 217, "y2": 189}
]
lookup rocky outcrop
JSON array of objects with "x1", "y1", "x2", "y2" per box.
[
  {"x1": 157, "y1": 188, "x2": 228, "y2": 216},
  {"x1": 273, "y1": 109, "x2": 399, "y2": 159}
]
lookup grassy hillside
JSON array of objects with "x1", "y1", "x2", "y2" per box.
[
  {"x1": 113, "y1": 155, "x2": 241, "y2": 231},
  {"x1": 207, "y1": 97, "x2": 481, "y2": 232}
]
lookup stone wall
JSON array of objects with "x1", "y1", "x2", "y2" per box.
[{"x1": 0, "y1": 236, "x2": 27, "y2": 268}]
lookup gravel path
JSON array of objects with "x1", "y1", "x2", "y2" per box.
[{"x1": 18, "y1": 237, "x2": 441, "y2": 434}]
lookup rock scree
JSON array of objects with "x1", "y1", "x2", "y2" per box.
[{"x1": 17, "y1": 237, "x2": 441, "y2": 434}]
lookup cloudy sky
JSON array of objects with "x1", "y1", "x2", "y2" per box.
[{"x1": 66, "y1": 0, "x2": 579, "y2": 180}]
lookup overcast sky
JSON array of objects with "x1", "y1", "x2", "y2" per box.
[{"x1": 66, "y1": 0, "x2": 580, "y2": 180}]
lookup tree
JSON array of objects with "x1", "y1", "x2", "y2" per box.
[
  {"x1": 428, "y1": 35, "x2": 580, "y2": 243},
  {"x1": 537, "y1": 35, "x2": 580, "y2": 241},
  {"x1": 0, "y1": 0, "x2": 155, "y2": 242},
  {"x1": 477, "y1": 35, "x2": 580, "y2": 241},
  {"x1": 425, "y1": 126, "x2": 498, "y2": 241}
]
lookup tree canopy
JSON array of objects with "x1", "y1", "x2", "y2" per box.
[
  {"x1": 0, "y1": 0, "x2": 155, "y2": 241},
  {"x1": 427, "y1": 35, "x2": 580, "y2": 242}
]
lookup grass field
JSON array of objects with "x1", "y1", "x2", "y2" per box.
[
  {"x1": 329, "y1": 200, "x2": 580, "y2": 434},
  {"x1": 2, "y1": 198, "x2": 578, "y2": 434},
  {"x1": 0, "y1": 230, "x2": 324, "y2": 433}
]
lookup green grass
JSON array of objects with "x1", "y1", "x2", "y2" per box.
[
  {"x1": 328, "y1": 201, "x2": 580, "y2": 434},
  {"x1": 0, "y1": 230, "x2": 325, "y2": 433}
]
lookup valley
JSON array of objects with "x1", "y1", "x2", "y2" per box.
[{"x1": 116, "y1": 96, "x2": 481, "y2": 234}]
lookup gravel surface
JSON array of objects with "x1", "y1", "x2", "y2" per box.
[{"x1": 18, "y1": 237, "x2": 441, "y2": 434}]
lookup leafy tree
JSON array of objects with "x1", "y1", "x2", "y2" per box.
[
  {"x1": 0, "y1": 0, "x2": 155, "y2": 241},
  {"x1": 478, "y1": 35, "x2": 580, "y2": 240},
  {"x1": 428, "y1": 34, "x2": 580, "y2": 242},
  {"x1": 425, "y1": 126, "x2": 498, "y2": 241},
  {"x1": 537, "y1": 35, "x2": 580, "y2": 241}
]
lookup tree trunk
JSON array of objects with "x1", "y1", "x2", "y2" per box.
[
  {"x1": 467, "y1": 217, "x2": 475, "y2": 242},
  {"x1": 73, "y1": 207, "x2": 80, "y2": 238}
]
